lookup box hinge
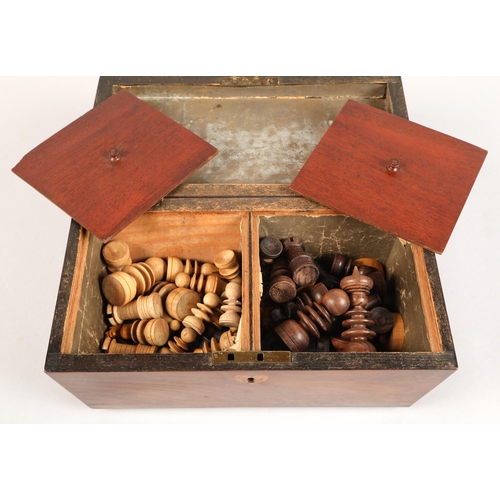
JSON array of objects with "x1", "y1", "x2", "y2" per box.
[
  {"x1": 220, "y1": 76, "x2": 279, "y2": 87},
  {"x1": 212, "y1": 351, "x2": 291, "y2": 363}
]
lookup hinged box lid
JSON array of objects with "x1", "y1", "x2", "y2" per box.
[
  {"x1": 12, "y1": 90, "x2": 218, "y2": 242},
  {"x1": 290, "y1": 99, "x2": 488, "y2": 254}
]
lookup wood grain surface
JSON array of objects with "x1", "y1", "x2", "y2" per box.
[
  {"x1": 12, "y1": 90, "x2": 218, "y2": 242},
  {"x1": 290, "y1": 100, "x2": 488, "y2": 253},
  {"x1": 47, "y1": 365, "x2": 455, "y2": 408}
]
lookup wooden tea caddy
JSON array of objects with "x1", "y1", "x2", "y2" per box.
[{"x1": 13, "y1": 77, "x2": 487, "y2": 408}]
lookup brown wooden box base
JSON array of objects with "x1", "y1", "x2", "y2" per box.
[{"x1": 45, "y1": 77, "x2": 457, "y2": 408}]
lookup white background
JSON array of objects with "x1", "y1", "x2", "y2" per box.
[
  {"x1": 2, "y1": 76, "x2": 499, "y2": 424},
  {"x1": 1, "y1": 4, "x2": 499, "y2": 497}
]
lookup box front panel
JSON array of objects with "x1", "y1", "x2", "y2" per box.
[{"x1": 48, "y1": 368, "x2": 454, "y2": 408}]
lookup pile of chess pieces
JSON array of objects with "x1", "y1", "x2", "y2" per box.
[
  {"x1": 259, "y1": 236, "x2": 404, "y2": 352},
  {"x1": 99, "y1": 240, "x2": 243, "y2": 354}
]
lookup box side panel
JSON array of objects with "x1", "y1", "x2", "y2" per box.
[{"x1": 47, "y1": 368, "x2": 455, "y2": 408}]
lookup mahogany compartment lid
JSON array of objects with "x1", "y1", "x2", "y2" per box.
[
  {"x1": 12, "y1": 90, "x2": 218, "y2": 242},
  {"x1": 290, "y1": 99, "x2": 487, "y2": 254}
]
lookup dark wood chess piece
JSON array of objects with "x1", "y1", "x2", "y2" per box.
[
  {"x1": 268, "y1": 258, "x2": 297, "y2": 303},
  {"x1": 283, "y1": 236, "x2": 319, "y2": 287},
  {"x1": 331, "y1": 266, "x2": 377, "y2": 352}
]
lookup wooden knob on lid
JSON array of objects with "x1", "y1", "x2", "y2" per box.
[{"x1": 102, "y1": 271, "x2": 137, "y2": 306}]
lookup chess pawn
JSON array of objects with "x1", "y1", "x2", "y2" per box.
[
  {"x1": 213, "y1": 249, "x2": 240, "y2": 281},
  {"x1": 102, "y1": 240, "x2": 132, "y2": 272},
  {"x1": 166, "y1": 256, "x2": 184, "y2": 282},
  {"x1": 260, "y1": 237, "x2": 283, "y2": 262},
  {"x1": 268, "y1": 258, "x2": 296, "y2": 303},
  {"x1": 200, "y1": 263, "x2": 219, "y2": 276},
  {"x1": 122, "y1": 262, "x2": 156, "y2": 294},
  {"x1": 309, "y1": 283, "x2": 328, "y2": 304},
  {"x1": 283, "y1": 236, "x2": 319, "y2": 287},
  {"x1": 102, "y1": 271, "x2": 137, "y2": 306},
  {"x1": 275, "y1": 319, "x2": 310, "y2": 352},
  {"x1": 219, "y1": 281, "x2": 242, "y2": 328},
  {"x1": 107, "y1": 292, "x2": 164, "y2": 324},
  {"x1": 142, "y1": 318, "x2": 170, "y2": 346},
  {"x1": 165, "y1": 287, "x2": 201, "y2": 321},
  {"x1": 330, "y1": 253, "x2": 353, "y2": 278},
  {"x1": 204, "y1": 274, "x2": 227, "y2": 296},
  {"x1": 213, "y1": 249, "x2": 237, "y2": 270},
  {"x1": 219, "y1": 330, "x2": 236, "y2": 351},
  {"x1": 145, "y1": 257, "x2": 167, "y2": 282}
]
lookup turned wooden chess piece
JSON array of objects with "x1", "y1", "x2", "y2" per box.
[
  {"x1": 102, "y1": 240, "x2": 132, "y2": 272},
  {"x1": 331, "y1": 266, "x2": 377, "y2": 352},
  {"x1": 293, "y1": 291, "x2": 335, "y2": 339},
  {"x1": 330, "y1": 253, "x2": 353, "y2": 278},
  {"x1": 283, "y1": 236, "x2": 319, "y2": 287},
  {"x1": 268, "y1": 257, "x2": 296, "y2": 303},
  {"x1": 260, "y1": 237, "x2": 283, "y2": 261}
]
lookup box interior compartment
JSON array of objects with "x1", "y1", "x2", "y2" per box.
[
  {"x1": 110, "y1": 80, "x2": 398, "y2": 185},
  {"x1": 61, "y1": 211, "x2": 250, "y2": 355},
  {"x1": 255, "y1": 213, "x2": 441, "y2": 354}
]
